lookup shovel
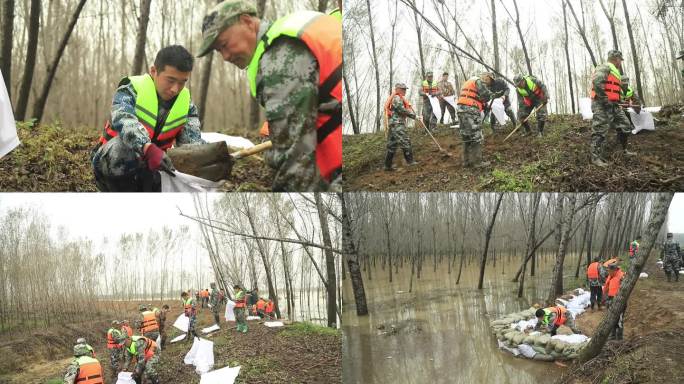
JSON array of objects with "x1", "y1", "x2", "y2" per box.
[
  {"x1": 167, "y1": 140, "x2": 273, "y2": 181},
  {"x1": 503, "y1": 101, "x2": 547, "y2": 142}
]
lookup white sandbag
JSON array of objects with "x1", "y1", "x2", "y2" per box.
[
  {"x1": 428, "y1": 95, "x2": 442, "y2": 121},
  {"x1": 0, "y1": 71, "x2": 20, "y2": 159},
  {"x1": 202, "y1": 324, "x2": 220, "y2": 334},
  {"x1": 199, "y1": 365, "x2": 241, "y2": 384},
  {"x1": 643, "y1": 106, "x2": 661, "y2": 113},
  {"x1": 246, "y1": 316, "x2": 261, "y2": 321},
  {"x1": 161, "y1": 171, "x2": 223, "y2": 192},
  {"x1": 442, "y1": 96, "x2": 457, "y2": 124},
  {"x1": 156, "y1": 335, "x2": 162, "y2": 351},
  {"x1": 193, "y1": 338, "x2": 215, "y2": 375},
  {"x1": 491, "y1": 98, "x2": 507, "y2": 125},
  {"x1": 201, "y1": 132, "x2": 255, "y2": 150},
  {"x1": 174, "y1": 313, "x2": 190, "y2": 332},
  {"x1": 224, "y1": 300, "x2": 236, "y2": 322},
  {"x1": 680, "y1": 270, "x2": 684, "y2": 275},
  {"x1": 512, "y1": 318, "x2": 537, "y2": 331},
  {"x1": 517, "y1": 343, "x2": 537, "y2": 359},
  {"x1": 116, "y1": 372, "x2": 136, "y2": 384},
  {"x1": 171, "y1": 334, "x2": 187, "y2": 343},
  {"x1": 551, "y1": 334, "x2": 589, "y2": 344},
  {"x1": 264, "y1": 321, "x2": 284, "y2": 328},
  {"x1": 497, "y1": 339, "x2": 520, "y2": 356},
  {"x1": 184, "y1": 337, "x2": 199, "y2": 365},
  {"x1": 579, "y1": 97, "x2": 593, "y2": 120},
  {"x1": 629, "y1": 110, "x2": 655, "y2": 134},
  {"x1": 639, "y1": 272, "x2": 648, "y2": 278}
]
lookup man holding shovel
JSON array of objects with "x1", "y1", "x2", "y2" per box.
[
  {"x1": 456, "y1": 72, "x2": 496, "y2": 168},
  {"x1": 197, "y1": 0, "x2": 342, "y2": 192},
  {"x1": 91, "y1": 45, "x2": 205, "y2": 192},
  {"x1": 513, "y1": 74, "x2": 548, "y2": 137},
  {"x1": 383, "y1": 83, "x2": 418, "y2": 171}
]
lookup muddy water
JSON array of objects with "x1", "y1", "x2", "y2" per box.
[{"x1": 343, "y1": 254, "x2": 583, "y2": 384}]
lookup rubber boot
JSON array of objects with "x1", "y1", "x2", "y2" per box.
[
  {"x1": 618, "y1": 132, "x2": 637, "y2": 156},
  {"x1": 537, "y1": 120, "x2": 545, "y2": 137},
  {"x1": 384, "y1": 151, "x2": 395, "y2": 171},
  {"x1": 666, "y1": 272, "x2": 671, "y2": 282},
  {"x1": 521, "y1": 121, "x2": 531, "y2": 136},
  {"x1": 403, "y1": 148, "x2": 419, "y2": 166},
  {"x1": 616, "y1": 328, "x2": 623, "y2": 341},
  {"x1": 471, "y1": 143, "x2": 491, "y2": 168}
]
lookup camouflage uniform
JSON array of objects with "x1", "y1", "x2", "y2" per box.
[
  {"x1": 590, "y1": 62, "x2": 631, "y2": 164},
  {"x1": 385, "y1": 89, "x2": 417, "y2": 170},
  {"x1": 198, "y1": 1, "x2": 342, "y2": 192},
  {"x1": 210, "y1": 285, "x2": 221, "y2": 325},
  {"x1": 488, "y1": 78, "x2": 517, "y2": 129},
  {"x1": 514, "y1": 75, "x2": 548, "y2": 135},
  {"x1": 661, "y1": 237, "x2": 681, "y2": 282},
  {"x1": 456, "y1": 77, "x2": 493, "y2": 167},
  {"x1": 91, "y1": 82, "x2": 204, "y2": 192},
  {"x1": 63, "y1": 344, "x2": 102, "y2": 384},
  {"x1": 158, "y1": 309, "x2": 167, "y2": 347},
  {"x1": 124, "y1": 337, "x2": 159, "y2": 384},
  {"x1": 437, "y1": 78, "x2": 456, "y2": 125},
  {"x1": 184, "y1": 297, "x2": 198, "y2": 340},
  {"x1": 107, "y1": 327, "x2": 123, "y2": 376}
]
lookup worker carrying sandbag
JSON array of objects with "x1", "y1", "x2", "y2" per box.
[{"x1": 534, "y1": 305, "x2": 579, "y2": 336}]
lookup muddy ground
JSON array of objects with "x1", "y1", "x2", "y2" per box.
[
  {"x1": 558, "y1": 260, "x2": 684, "y2": 384},
  {"x1": 344, "y1": 106, "x2": 684, "y2": 192},
  {"x1": 0, "y1": 301, "x2": 341, "y2": 384},
  {"x1": 0, "y1": 122, "x2": 273, "y2": 192}
]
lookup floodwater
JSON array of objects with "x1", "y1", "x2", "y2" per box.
[{"x1": 343, "y1": 253, "x2": 582, "y2": 384}]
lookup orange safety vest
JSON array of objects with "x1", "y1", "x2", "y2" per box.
[
  {"x1": 587, "y1": 261, "x2": 601, "y2": 280},
  {"x1": 265, "y1": 302, "x2": 274, "y2": 313},
  {"x1": 75, "y1": 356, "x2": 104, "y2": 384},
  {"x1": 121, "y1": 325, "x2": 133, "y2": 337},
  {"x1": 590, "y1": 63, "x2": 622, "y2": 102},
  {"x1": 106, "y1": 329, "x2": 123, "y2": 349},
  {"x1": 140, "y1": 311, "x2": 159, "y2": 333},
  {"x1": 544, "y1": 306, "x2": 568, "y2": 327},
  {"x1": 604, "y1": 269, "x2": 624, "y2": 297},
  {"x1": 129, "y1": 336, "x2": 157, "y2": 362},
  {"x1": 246, "y1": 11, "x2": 342, "y2": 183},
  {"x1": 256, "y1": 299, "x2": 266, "y2": 311},
  {"x1": 457, "y1": 78, "x2": 484, "y2": 111},
  {"x1": 384, "y1": 92, "x2": 412, "y2": 117}
]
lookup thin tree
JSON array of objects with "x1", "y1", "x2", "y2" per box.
[
  {"x1": 33, "y1": 0, "x2": 89, "y2": 124},
  {"x1": 365, "y1": 0, "x2": 381, "y2": 133},
  {"x1": 477, "y1": 193, "x2": 504, "y2": 290},
  {"x1": 314, "y1": 193, "x2": 338, "y2": 328},
  {"x1": 14, "y1": 0, "x2": 41, "y2": 121},
  {"x1": 0, "y1": 0, "x2": 15, "y2": 97},
  {"x1": 598, "y1": 0, "x2": 619, "y2": 51},
  {"x1": 500, "y1": 0, "x2": 533, "y2": 75},
  {"x1": 579, "y1": 193, "x2": 673, "y2": 362},
  {"x1": 562, "y1": 1, "x2": 576, "y2": 114},
  {"x1": 339, "y1": 193, "x2": 368, "y2": 316},
  {"x1": 547, "y1": 194, "x2": 577, "y2": 303},
  {"x1": 491, "y1": 0, "x2": 500, "y2": 72},
  {"x1": 621, "y1": 0, "x2": 645, "y2": 105},
  {"x1": 564, "y1": 0, "x2": 598, "y2": 67},
  {"x1": 518, "y1": 193, "x2": 540, "y2": 297},
  {"x1": 131, "y1": 0, "x2": 153, "y2": 75}
]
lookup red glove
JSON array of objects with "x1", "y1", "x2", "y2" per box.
[{"x1": 143, "y1": 144, "x2": 165, "y2": 171}]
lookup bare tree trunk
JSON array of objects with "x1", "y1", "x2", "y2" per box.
[
  {"x1": 412, "y1": 0, "x2": 426, "y2": 76},
  {"x1": 317, "y1": 0, "x2": 329, "y2": 12},
  {"x1": 15, "y1": 0, "x2": 41, "y2": 121},
  {"x1": 621, "y1": 0, "x2": 645, "y2": 105},
  {"x1": 365, "y1": 0, "x2": 381, "y2": 133},
  {"x1": 33, "y1": 0, "x2": 88, "y2": 125},
  {"x1": 502, "y1": 0, "x2": 533, "y2": 75},
  {"x1": 491, "y1": 0, "x2": 500, "y2": 72},
  {"x1": 598, "y1": 0, "x2": 619, "y2": 50},
  {"x1": 338, "y1": 193, "x2": 368, "y2": 316},
  {"x1": 579, "y1": 193, "x2": 673, "y2": 362},
  {"x1": 0, "y1": 0, "x2": 15, "y2": 98},
  {"x1": 547, "y1": 194, "x2": 577, "y2": 304},
  {"x1": 477, "y1": 193, "x2": 504, "y2": 290},
  {"x1": 131, "y1": 0, "x2": 152, "y2": 75},
  {"x1": 565, "y1": 0, "x2": 598, "y2": 67},
  {"x1": 562, "y1": 1, "x2": 576, "y2": 114},
  {"x1": 314, "y1": 193, "x2": 338, "y2": 328},
  {"x1": 343, "y1": 70, "x2": 360, "y2": 134},
  {"x1": 518, "y1": 193, "x2": 540, "y2": 298},
  {"x1": 198, "y1": 54, "x2": 213, "y2": 125}
]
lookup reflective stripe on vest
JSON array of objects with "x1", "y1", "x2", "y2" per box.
[
  {"x1": 543, "y1": 306, "x2": 567, "y2": 327},
  {"x1": 384, "y1": 93, "x2": 412, "y2": 117},
  {"x1": 516, "y1": 76, "x2": 544, "y2": 107},
  {"x1": 128, "y1": 336, "x2": 157, "y2": 361},
  {"x1": 141, "y1": 310, "x2": 159, "y2": 333},
  {"x1": 457, "y1": 78, "x2": 484, "y2": 111},
  {"x1": 587, "y1": 262, "x2": 601, "y2": 280},
  {"x1": 184, "y1": 298, "x2": 195, "y2": 316},
  {"x1": 246, "y1": 11, "x2": 342, "y2": 182},
  {"x1": 622, "y1": 86, "x2": 634, "y2": 101},
  {"x1": 75, "y1": 356, "x2": 103, "y2": 384},
  {"x1": 422, "y1": 80, "x2": 439, "y2": 95},
  {"x1": 328, "y1": 7, "x2": 341, "y2": 21},
  {"x1": 98, "y1": 74, "x2": 191, "y2": 150},
  {"x1": 107, "y1": 328, "x2": 123, "y2": 349},
  {"x1": 591, "y1": 62, "x2": 622, "y2": 102}
]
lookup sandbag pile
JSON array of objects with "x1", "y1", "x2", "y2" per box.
[{"x1": 490, "y1": 289, "x2": 592, "y2": 361}]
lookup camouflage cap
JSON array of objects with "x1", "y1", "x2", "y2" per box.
[
  {"x1": 73, "y1": 344, "x2": 90, "y2": 357},
  {"x1": 607, "y1": 263, "x2": 619, "y2": 270},
  {"x1": 607, "y1": 50, "x2": 623, "y2": 60},
  {"x1": 395, "y1": 83, "x2": 408, "y2": 89},
  {"x1": 138, "y1": 304, "x2": 147, "y2": 311},
  {"x1": 425, "y1": 71, "x2": 433, "y2": 76},
  {"x1": 677, "y1": 50, "x2": 684, "y2": 60},
  {"x1": 197, "y1": 0, "x2": 258, "y2": 58},
  {"x1": 111, "y1": 320, "x2": 120, "y2": 326}
]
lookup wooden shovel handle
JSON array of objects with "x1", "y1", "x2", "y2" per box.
[{"x1": 230, "y1": 140, "x2": 273, "y2": 159}]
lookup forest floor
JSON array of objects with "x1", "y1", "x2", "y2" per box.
[
  {"x1": 344, "y1": 105, "x2": 684, "y2": 192},
  {"x1": 0, "y1": 122, "x2": 274, "y2": 192},
  {"x1": 558, "y1": 261, "x2": 684, "y2": 384},
  {"x1": 0, "y1": 301, "x2": 341, "y2": 384}
]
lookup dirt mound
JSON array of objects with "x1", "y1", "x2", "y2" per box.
[
  {"x1": 344, "y1": 107, "x2": 684, "y2": 191},
  {"x1": 0, "y1": 122, "x2": 274, "y2": 192}
]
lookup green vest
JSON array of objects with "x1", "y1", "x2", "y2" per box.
[
  {"x1": 516, "y1": 76, "x2": 537, "y2": 97},
  {"x1": 328, "y1": 7, "x2": 341, "y2": 21},
  {"x1": 246, "y1": 11, "x2": 328, "y2": 98},
  {"x1": 127, "y1": 335, "x2": 144, "y2": 355},
  {"x1": 126, "y1": 74, "x2": 191, "y2": 139},
  {"x1": 622, "y1": 86, "x2": 634, "y2": 100},
  {"x1": 606, "y1": 62, "x2": 622, "y2": 82}
]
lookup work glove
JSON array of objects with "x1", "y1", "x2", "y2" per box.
[{"x1": 143, "y1": 143, "x2": 175, "y2": 173}]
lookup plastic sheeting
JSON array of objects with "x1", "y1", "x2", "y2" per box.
[
  {"x1": 202, "y1": 324, "x2": 220, "y2": 334},
  {"x1": 224, "y1": 300, "x2": 236, "y2": 322},
  {"x1": 0, "y1": 71, "x2": 20, "y2": 159},
  {"x1": 171, "y1": 334, "x2": 187, "y2": 343},
  {"x1": 490, "y1": 98, "x2": 507, "y2": 125},
  {"x1": 551, "y1": 334, "x2": 589, "y2": 344},
  {"x1": 246, "y1": 316, "x2": 261, "y2": 321},
  {"x1": 199, "y1": 365, "x2": 241, "y2": 384},
  {"x1": 116, "y1": 372, "x2": 136, "y2": 384},
  {"x1": 264, "y1": 321, "x2": 284, "y2": 328},
  {"x1": 161, "y1": 171, "x2": 223, "y2": 193},
  {"x1": 201, "y1": 132, "x2": 255, "y2": 150},
  {"x1": 629, "y1": 110, "x2": 655, "y2": 134},
  {"x1": 185, "y1": 337, "x2": 214, "y2": 375},
  {"x1": 579, "y1": 98, "x2": 593, "y2": 120},
  {"x1": 174, "y1": 313, "x2": 190, "y2": 332}
]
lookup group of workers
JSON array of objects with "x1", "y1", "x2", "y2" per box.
[
  {"x1": 383, "y1": 50, "x2": 649, "y2": 171},
  {"x1": 91, "y1": 0, "x2": 342, "y2": 193}
]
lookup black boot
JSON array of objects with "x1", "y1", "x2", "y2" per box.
[
  {"x1": 507, "y1": 110, "x2": 517, "y2": 128},
  {"x1": 616, "y1": 328, "x2": 623, "y2": 340},
  {"x1": 384, "y1": 151, "x2": 395, "y2": 171},
  {"x1": 521, "y1": 122, "x2": 531, "y2": 136},
  {"x1": 618, "y1": 132, "x2": 636, "y2": 156},
  {"x1": 537, "y1": 120, "x2": 545, "y2": 137},
  {"x1": 403, "y1": 148, "x2": 418, "y2": 166}
]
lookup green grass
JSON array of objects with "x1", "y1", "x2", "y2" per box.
[
  {"x1": 44, "y1": 378, "x2": 62, "y2": 384},
  {"x1": 280, "y1": 322, "x2": 340, "y2": 338},
  {"x1": 234, "y1": 357, "x2": 279, "y2": 382}
]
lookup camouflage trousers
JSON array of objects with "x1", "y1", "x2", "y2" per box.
[
  {"x1": 590, "y1": 101, "x2": 631, "y2": 160},
  {"x1": 422, "y1": 100, "x2": 438, "y2": 131},
  {"x1": 212, "y1": 306, "x2": 221, "y2": 325},
  {"x1": 91, "y1": 136, "x2": 161, "y2": 192},
  {"x1": 518, "y1": 101, "x2": 547, "y2": 123},
  {"x1": 143, "y1": 353, "x2": 160, "y2": 381},
  {"x1": 457, "y1": 109, "x2": 484, "y2": 144},
  {"x1": 386, "y1": 123, "x2": 412, "y2": 154},
  {"x1": 187, "y1": 315, "x2": 197, "y2": 337},
  {"x1": 109, "y1": 347, "x2": 123, "y2": 373},
  {"x1": 234, "y1": 307, "x2": 247, "y2": 332},
  {"x1": 159, "y1": 326, "x2": 167, "y2": 347},
  {"x1": 663, "y1": 258, "x2": 680, "y2": 279},
  {"x1": 143, "y1": 331, "x2": 159, "y2": 342}
]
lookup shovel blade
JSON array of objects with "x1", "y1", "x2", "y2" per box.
[{"x1": 167, "y1": 141, "x2": 234, "y2": 181}]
